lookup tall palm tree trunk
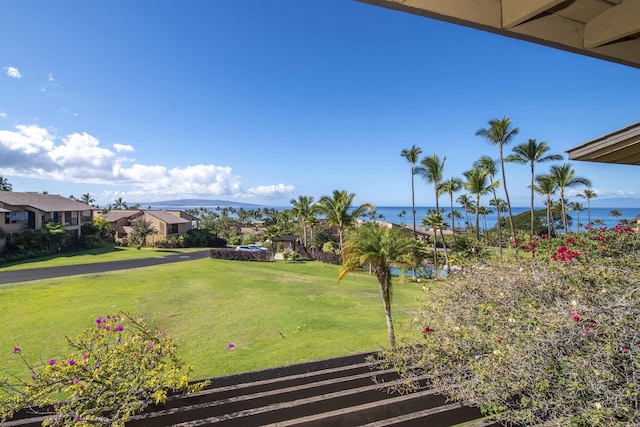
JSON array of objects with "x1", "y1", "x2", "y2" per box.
[
  {"x1": 560, "y1": 191, "x2": 568, "y2": 233},
  {"x1": 529, "y1": 164, "x2": 535, "y2": 238},
  {"x1": 491, "y1": 187, "x2": 502, "y2": 258},
  {"x1": 500, "y1": 147, "x2": 516, "y2": 244},
  {"x1": 411, "y1": 171, "x2": 417, "y2": 238},
  {"x1": 449, "y1": 194, "x2": 457, "y2": 245},
  {"x1": 377, "y1": 276, "x2": 396, "y2": 348},
  {"x1": 474, "y1": 196, "x2": 481, "y2": 240}
]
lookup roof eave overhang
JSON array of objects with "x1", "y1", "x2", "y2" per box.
[
  {"x1": 566, "y1": 122, "x2": 640, "y2": 166},
  {"x1": 356, "y1": 0, "x2": 640, "y2": 70}
]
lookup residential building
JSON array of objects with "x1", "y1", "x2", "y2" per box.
[
  {"x1": 0, "y1": 192, "x2": 98, "y2": 253},
  {"x1": 97, "y1": 209, "x2": 196, "y2": 245}
]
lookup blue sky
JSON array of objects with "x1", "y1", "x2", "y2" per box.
[{"x1": 1, "y1": 0, "x2": 639, "y2": 209}]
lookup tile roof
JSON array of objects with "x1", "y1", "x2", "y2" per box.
[
  {"x1": 144, "y1": 210, "x2": 190, "y2": 224},
  {"x1": 0, "y1": 192, "x2": 98, "y2": 212},
  {"x1": 101, "y1": 210, "x2": 143, "y2": 222}
]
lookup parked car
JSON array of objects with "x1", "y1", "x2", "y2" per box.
[{"x1": 235, "y1": 245, "x2": 269, "y2": 252}]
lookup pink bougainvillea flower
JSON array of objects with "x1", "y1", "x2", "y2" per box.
[
  {"x1": 227, "y1": 343, "x2": 235, "y2": 350},
  {"x1": 49, "y1": 359, "x2": 57, "y2": 365},
  {"x1": 69, "y1": 358, "x2": 75, "y2": 366},
  {"x1": 82, "y1": 353, "x2": 88, "y2": 360},
  {"x1": 566, "y1": 237, "x2": 575, "y2": 244},
  {"x1": 13, "y1": 346, "x2": 20, "y2": 354},
  {"x1": 497, "y1": 336, "x2": 503, "y2": 343},
  {"x1": 73, "y1": 377, "x2": 79, "y2": 384},
  {"x1": 148, "y1": 342, "x2": 154, "y2": 350},
  {"x1": 422, "y1": 327, "x2": 434, "y2": 334},
  {"x1": 570, "y1": 312, "x2": 581, "y2": 323},
  {"x1": 114, "y1": 325, "x2": 124, "y2": 332}
]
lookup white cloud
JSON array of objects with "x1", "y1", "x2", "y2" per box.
[
  {"x1": 48, "y1": 73, "x2": 55, "y2": 82},
  {"x1": 5, "y1": 67, "x2": 21, "y2": 79},
  {"x1": 113, "y1": 143, "x2": 134, "y2": 152},
  {"x1": 0, "y1": 123, "x2": 294, "y2": 202},
  {"x1": 0, "y1": 112, "x2": 6, "y2": 119},
  {"x1": 247, "y1": 183, "x2": 295, "y2": 199}
]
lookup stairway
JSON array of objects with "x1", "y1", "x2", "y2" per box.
[{"x1": 4, "y1": 352, "x2": 499, "y2": 427}]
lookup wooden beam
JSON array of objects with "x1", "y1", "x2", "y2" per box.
[
  {"x1": 584, "y1": 0, "x2": 640, "y2": 49},
  {"x1": 366, "y1": 0, "x2": 502, "y2": 28},
  {"x1": 501, "y1": 0, "x2": 565, "y2": 28}
]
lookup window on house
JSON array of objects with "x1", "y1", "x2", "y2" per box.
[
  {"x1": 167, "y1": 223, "x2": 179, "y2": 234},
  {"x1": 8, "y1": 211, "x2": 20, "y2": 224}
]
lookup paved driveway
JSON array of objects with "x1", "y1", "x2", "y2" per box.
[{"x1": 0, "y1": 250, "x2": 211, "y2": 285}]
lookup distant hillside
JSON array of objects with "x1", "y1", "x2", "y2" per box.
[{"x1": 137, "y1": 199, "x2": 262, "y2": 208}]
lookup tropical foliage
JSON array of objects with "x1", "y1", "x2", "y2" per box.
[
  {"x1": 1, "y1": 314, "x2": 207, "y2": 426},
  {"x1": 339, "y1": 222, "x2": 416, "y2": 348},
  {"x1": 378, "y1": 226, "x2": 640, "y2": 426},
  {"x1": 316, "y1": 189, "x2": 373, "y2": 250}
]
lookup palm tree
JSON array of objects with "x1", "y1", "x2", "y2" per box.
[
  {"x1": 548, "y1": 163, "x2": 592, "y2": 233},
  {"x1": 439, "y1": 177, "x2": 463, "y2": 244},
  {"x1": 290, "y1": 195, "x2": 316, "y2": 246},
  {"x1": 476, "y1": 117, "x2": 519, "y2": 244},
  {"x1": 0, "y1": 176, "x2": 12, "y2": 191},
  {"x1": 398, "y1": 210, "x2": 407, "y2": 225},
  {"x1": 474, "y1": 156, "x2": 503, "y2": 256},
  {"x1": 463, "y1": 167, "x2": 498, "y2": 240},
  {"x1": 316, "y1": 190, "x2": 374, "y2": 250},
  {"x1": 421, "y1": 211, "x2": 450, "y2": 268},
  {"x1": 400, "y1": 145, "x2": 423, "y2": 238},
  {"x1": 489, "y1": 198, "x2": 507, "y2": 245},
  {"x1": 506, "y1": 139, "x2": 563, "y2": 237},
  {"x1": 416, "y1": 153, "x2": 449, "y2": 260},
  {"x1": 113, "y1": 197, "x2": 128, "y2": 210},
  {"x1": 456, "y1": 194, "x2": 474, "y2": 232},
  {"x1": 338, "y1": 222, "x2": 415, "y2": 348},
  {"x1": 447, "y1": 210, "x2": 463, "y2": 232},
  {"x1": 80, "y1": 193, "x2": 95, "y2": 205},
  {"x1": 478, "y1": 206, "x2": 492, "y2": 236},
  {"x1": 415, "y1": 153, "x2": 446, "y2": 214},
  {"x1": 577, "y1": 188, "x2": 597, "y2": 225},
  {"x1": 609, "y1": 209, "x2": 623, "y2": 223},
  {"x1": 533, "y1": 174, "x2": 558, "y2": 237},
  {"x1": 568, "y1": 201, "x2": 585, "y2": 231},
  {"x1": 132, "y1": 219, "x2": 157, "y2": 249}
]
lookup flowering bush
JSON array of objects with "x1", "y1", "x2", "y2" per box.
[
  {"x1": 378, "y1": 227, "x2": 640, "y2": 426},
  {"x1": 1, "y1": 313, "x2": 207, "y2": 426}
]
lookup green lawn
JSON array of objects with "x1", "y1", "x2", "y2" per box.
[
  {"x1": 0, "y1": 257, "x2": 425, "y2": 381},
  {"x1": 0, "y1": 244, "x2": 204, "y2": 271}
]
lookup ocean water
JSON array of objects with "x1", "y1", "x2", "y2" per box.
[{"x1": 370, "y1": 206, "x2": 638, "y2": 230}]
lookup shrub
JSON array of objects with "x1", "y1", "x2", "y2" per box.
[
  {"x1": 1, "y1": 313, "x2": 207, "y2": 426},
  {"x1": 309, "y1": 249, "x2": 342, "y2": 265},
  {"x1": 154, "y1": 236, "x2": 185, "y2": 248},
  {"x1": 379, "y1": 227, "x2": 640, "y2": 426},
  {"x1": 208, "y1": 248, "x2": 270, "y2": 261},
  {"x1": 321, "y1": 241, "x2": 338, "y2": 254}
]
